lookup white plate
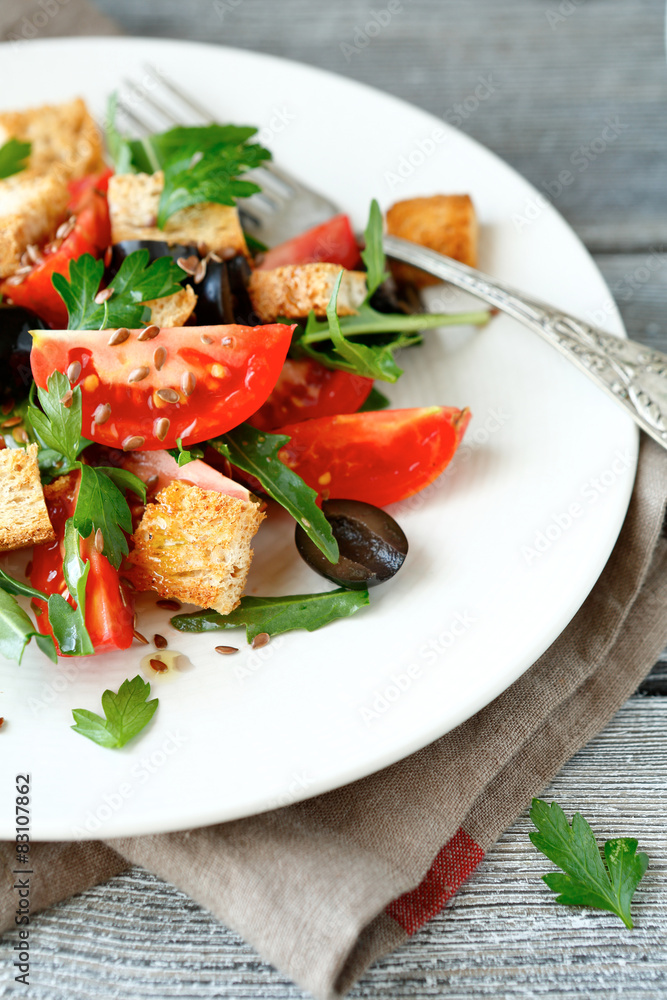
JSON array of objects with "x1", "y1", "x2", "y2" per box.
[{"x1": 0, "y1": 37, "x2": 637, "y2": 840}]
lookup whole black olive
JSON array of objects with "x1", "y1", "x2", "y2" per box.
[
  {"x1": 107, "y1": 240, "x2": 256, "y2": 326},
  {"x1": 0, "y1": 307, "x2": 45, "y2": 400},
  {"x1": 295, "y1": 499, "x2": 408, "y2": 590}
]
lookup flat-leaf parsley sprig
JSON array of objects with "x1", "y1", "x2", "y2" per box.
[
  {"x1": 71, "y1": 675, "x2": 158, "y2": 748},
  {"x1": 0, "y1": 137, "x2": 31, "y2": 179},
  {"x1": 530, "y1": 798, "x2": 649, "y2": 928}
]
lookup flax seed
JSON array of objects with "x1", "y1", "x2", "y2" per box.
[
  {"x1": 94, "y1": 528, "x2": 104, "y2": 553},
  {"x1": 215, "y1": 645, "x2": 239, "y2": 655},
  {"x1": 138, "y1": 325, "x2": 160, "y2": 341},
  {"x1": 1, "y1": 416, "x2": 21, "y2": 428},
  {"x1": 26, "y1": 244, "x2": 43, "y2": 265},
  {"x1": 56, "y1": 216, "x2": 76, "y2": 240},
  {"x1": 156, "y1": 598, "x2": 181, "y2": 611},
  {"x1": 150, "y1": 658, "x2": 168, "y2": 672},
  {"x1": 107, "y1": 327, "x2": 130, "y2": 346},
  {"x1": 251, "y1": 632, "x2": 270, "y2": 649},
  {"x1": 128, "y1": 366, "x2": 150, "y2": 383},
  {"x1": 193, "y1": 258, "x2": 207, "y2": 284},
  {"x1": 25, "y1": 560, "x2": 33, "y2": 578},
  {"x1": 181, "y1": 372, "x2": 196, "y2": 397},
  {"x1": 133, "y1": 629, "x2": 149, "y2": 645},
  {"x1": 122, "y1": 435, "x2": 145, "y2": 451},
  {"x1": 154, "y1": 346, "x2": 167, "y2": 371},
  {"x1": 66, "y1": 360, "x2": 82, "y2": 383},
  {"x1": 145, "y1": 474, "x2": 159, "y2": 492},
  {"x1": 221, "y1": 336, "x2": 235, "y2": 347},
  {"x1": 176, "y1": 255, "x2": 198, "y2": 275},
  {"x1": 156, "y1": 388, "x2": 179, "y2": 403},
  {"x1": 104, "y1": 246, "x2": 113, "y2": 268},
  {"x1": 200, "y1": 334, "x2": 213, "y2": 345},
  {"x1": 60, "y1": 389, "x2": 73, "y2": 408},
  {"x1": 93, "y1": 403, "x2": 111, "y2": 425},
  {"x1": 13, "y1": 428, "x2": 29, "y2": 444},
  {"x1": 154, "y1": 417, "x2": 170, "y2": 442},
  {"x1": 94, "y1": 287, "x2": 113, "y2": 304},
  {"x1": 153, "y1": 634, "x2": 168, "y2": 649}
]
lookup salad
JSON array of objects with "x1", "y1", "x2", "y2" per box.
[{"x1": 0, "y1": 96, "x2": 488, "y2": 747}]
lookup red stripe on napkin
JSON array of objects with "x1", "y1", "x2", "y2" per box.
[{"x1": 386, "y1": 827, "x2": 484, "y2": 935}]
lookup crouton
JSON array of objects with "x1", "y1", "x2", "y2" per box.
[
  {"x1": 108, "y1": 172, "x2": 248, "y2": 257},
  {"x1": 0, "y1": 98, "x2": 105, "y2": 182},
  {"x1": 385, "y1": 194, "x2": 478, "y2": 288},
  {"x1": 0, "y1": 444, "x2": 55, "y2": 552},
  {"x1": 248, "y1": 262, "x2": 367, "y2": 321},
  {"x1": 0, "y1": 172, "x2": 69, "y2": 278},
  {"x1": 124, "y1": 480, "x2": 265, "y2": 615},
  {"x1": 145, "y1": 285, "x2": 197, "y2": 327}
]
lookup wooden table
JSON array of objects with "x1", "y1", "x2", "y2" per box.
[{"x1": 4, "y1": 1, "x2": 667, "y2": 995}]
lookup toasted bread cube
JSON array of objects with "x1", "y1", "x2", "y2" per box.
[
  {"x1": 0, "y1": 98, "x2": 105, "y2": 182},
  {"x1": 0, "y1": 444, "x2": 55, "y2": 552},
  {"x1": 145, "y1": 285, "x2": 197, "y2": 327},
  {"x1": 385, "y1": 194, "x2": 478, "y2": 288},
  {"x1": 124, "y1": 480, "x2": 265, "y2": 615},
  {"x1": 108, "y1": 172, "x2": 248, "y2": 257},
  {"x1": 0, "y1": 172, "x2": 69, "y2": 278},
  {"x1": 248, "y1": 262, "x2": 367, "y2": 321}
]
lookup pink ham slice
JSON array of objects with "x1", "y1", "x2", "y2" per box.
[{"x1": 116, "y1": 450, "x2": 252, "y2": 503}]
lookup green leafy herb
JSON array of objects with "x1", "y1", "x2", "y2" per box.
[
  {"x1": 52, "y1": 250, "x2": 184, "y2": 330},
  {"x1": 208, "y1": 424, "x2": 338, "y2": 563},
  {"x1": 71, "y1": 675, "x2": 158, "y2": 748},
  {"x1": 361, "y1": 199, "x2": 390, "y2": 298},
  {"x1": 167, "y1": 437, "x2": 204, "y2": 467},
  {"x1": 322, "y1": 272, "x2": 406, "y2": 381},
  {"x1": 52, "y1": 519, "x2": 94, "y2": 656},
  {"x1": 0, "y1": 137, "x2": 31, "y2": 180},
  {"x1": 244, "y1": 232, "x2": 269, "y2": 254},
  {"x1": 73, "y1": 465, "x2": 145, "y2": 569},
  {"x1": 171, "y1": 588, "x2": 370, "y2": 641},
  {"x1": 28, "y1": 371, "x2": 84, "y2": 465},
  {"x1": 0, "y1": 588, "x2": 57, "y2": 664},
  {"x1": 529, "y1": 799, "x2": 649, "y2": 928},
  {"x1": 358, "y1": 386, "x2": 391, "y2": 411},
  {"x1": 0, "y1": 567, "x2": 49, "y2": 602}
]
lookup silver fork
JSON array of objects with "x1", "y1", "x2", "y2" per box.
[
  {"x1": 117, "y1": 71, "x2": 667, "y2": 452},
  {"x1": 115, "y1": 68, "x2": 338, "y2": 246}
]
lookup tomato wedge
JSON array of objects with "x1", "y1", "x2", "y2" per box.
[
  {"x1": 31, "y1": 323, "x2": 295, "y2": 451},
  {"x1": 30, "y1": 470, "x2": 135, "y2": 655},
  {"x1": 249, "y1": 358, "x2": 373, "y2": 430},
  {"x1": 1, "y1": 170, "x2": 112, "y2": 329},
  {"x1": 276, "y1": 407, "x2": 471, "y2": 507},
  {"x1": 257, "y1": 214, "x2": 361, "y2": 271}
]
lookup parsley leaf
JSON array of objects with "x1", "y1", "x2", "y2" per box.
[
  {"x1": 167, "y1": 437, "x2": 204, "y2": 467},
  {"x1": 361, "y1": 199, "x2": 390, "y2": 298},
  {"x1": 28, "y1": 372, "x2": 84, "y2": 465},
  {"x1": 0, "y1": 137, "x2": 31, "y2": 180},
  {"x1": 530, "y1": 799, "x2": 649, "y2": 928},
  {"x1": 73, "y1": 466, "x2": 145, "y2": 570},
  {"x1": 71, "y1": 675, "x2": 158, "y2": 749},
  {"x1": 0, "y1": 588, "x2": 57, "y2": 664},
  {"x1": 171, "y1": 588, "x2": 370, "y2": 641},
  {"x1": 208, "y1": 424, "x2": 338, "y2": 563},
  {"x1": 52, "y1": 250, "x2": 184, "y2": 330}
]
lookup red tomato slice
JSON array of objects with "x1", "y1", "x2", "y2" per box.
[
  {"x1": 30, "y1": 323, "x2": 295, "y2": 451},
  {"x1": 257, "y1": 214, "x2": 361, "y2": 271},
  {"x1": 1, "y1": 169, "x2": 112, "y2": 329},
  {"x1": 275, "y1": 407, "x2": 471, "y2": 507},
  {"x1": 30, "y1": 470, "x2": 135, "y2": 655},
  {"x1": 249, "y1": 358, "x2": 373, "y2": 431}
]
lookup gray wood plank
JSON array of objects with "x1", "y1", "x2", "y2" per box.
[
  {"x1": 91, "y1": 0, "x2": 667, "y2": 252},
  {"x1": 2, "y1": 697, "x2": 666, "y2": 998}
]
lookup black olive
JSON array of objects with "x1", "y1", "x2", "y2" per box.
[
  {"x1": 107, "y1": 240, "x2": 256, "y2": 326},
  {"x1": 0, "y1": 307, "x2": 45, "y2": 400},
  {"x1": 295, "y1": 498, "x2": 408, "y2": 590}
]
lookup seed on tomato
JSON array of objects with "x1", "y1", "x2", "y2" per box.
[{"x1": 30, "y1": 323, "x2": 295, "y2": 451}]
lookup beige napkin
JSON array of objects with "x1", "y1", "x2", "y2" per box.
[{"x1": 3, "y1": 3, "x2": 667, "y2": 997}]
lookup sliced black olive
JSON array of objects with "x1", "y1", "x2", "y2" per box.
[
  {"x1": 107, "y1": 240, "x2": 256, "y2": 326},
  {"x1": 295, "y1": 498, "x2": 408, "y2": 590},
  {"x1": 0, "y1": 307, "x2": 45, "y2": 400}
]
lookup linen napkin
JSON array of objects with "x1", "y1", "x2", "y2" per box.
[{"x1": 3, "y1": 3, "x2": 667, "y2": 997}]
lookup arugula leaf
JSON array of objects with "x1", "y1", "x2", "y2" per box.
[
  {"x1": 0, "y1": 137, "x2": 31, "y2": 180},
  {"x1": 52, "y1": 250, "x2": 184, "y2": 330},
  {"x1": 208, "y1": 424, "x2": 338, "y2": 563},
  {"x1": 158, "y1": 139, "x2": 270, "y2": 227},
  {"x1": 73, "y1": 466, "x2": 144, "y2": 570},
  {"x1": 321, "y1": 272, "x2": 404, "y2": 381},
  {"x1": 0, "y1": 588, "x2": 57, "y2": 664},
  {"x1": 530, "y1": 799, "x2": 649, "y2": 928},
  {"x1": 28, "y1": 372, "x2": 83, "y2": 465},
  {"x1": 171, "y1": 588, "x2": 370, "y2": 641},
  {"x1": 71, "y1": 675, "x2": 158, "y2": 749},
  {"x1": 105, "y1": 93, "x2": 133, "y2": 174},
  {"x1": 358, "y1": 386, "x2": 390, "y2": 411},
  {"x1": 361, "y1": 199, "x2": 390, "y2": 298},
  {"x1": 0, "y1": 566, "x2": 49, "y2": 602},
  {"x1": 49, "y1": 519, "x2": 94, "y2": 657}
]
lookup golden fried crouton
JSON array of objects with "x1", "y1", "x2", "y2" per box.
[
  {"x1": 0, "y1": 172, "x2": 69, "y2": 278},
  {"x1": 385, "y1": 194, "x2": 478, "y2": 288},
  {"x1": 0, "y1": 98, "x2": 105, "y2": 182},
  {"x1": 0, "y1": 444, "x2": 55, "y2": 552},
  {"x1": 124, "y1": 481, "x2": 265, "y2": 615},
  {"x1": 108, "y1": 172, "x2": 249, "y2": 257},
  {"x1": 248, "y1": 262, "x2": 367, "y2": 321},
  {"x1": 145, "y1": 285, "x2": 197, "y2": 327}
]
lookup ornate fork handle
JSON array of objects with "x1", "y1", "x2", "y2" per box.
[{"x1": 383, "y1": 235, "x2": 667, "y2": 449}]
